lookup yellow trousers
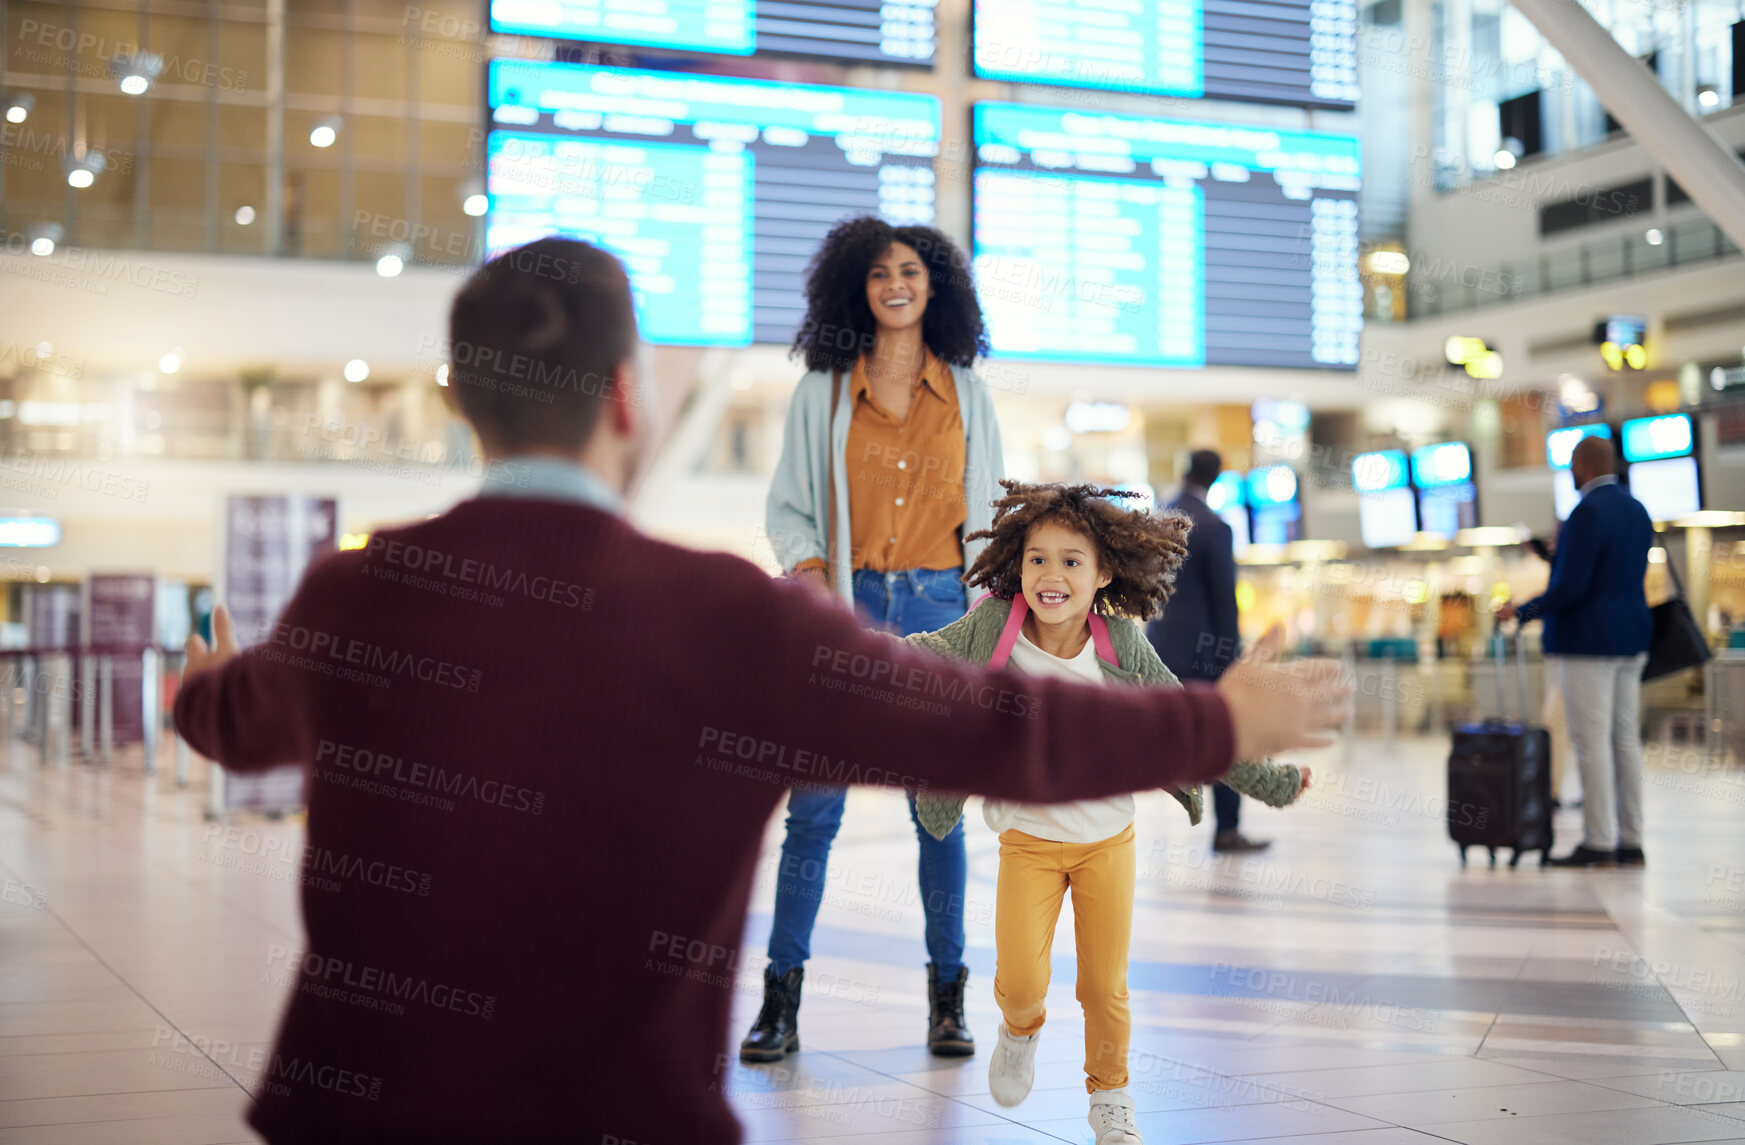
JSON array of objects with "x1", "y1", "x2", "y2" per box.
[{"x1": 993, "y1": 824, "x2": 1135, "y2": 1093}]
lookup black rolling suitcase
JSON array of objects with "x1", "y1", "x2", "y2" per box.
[{"x1": 1448, "y1": 628, "x2": 1553, "y2": 868}]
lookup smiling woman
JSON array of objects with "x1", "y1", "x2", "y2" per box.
[{"x1": 753, "y1": 215, "x2": 1006, "y2": 1065}]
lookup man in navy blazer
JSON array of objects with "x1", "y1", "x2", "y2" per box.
[
  {"x1": 1501, "y1": 434, "x2": 1654, "y2": 868},
  {"x1": 1149, "y1": 450, "x2": 1268, "y2": 852}
]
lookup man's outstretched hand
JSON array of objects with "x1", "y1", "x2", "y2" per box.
[
  {"x1": 184, "y1": 604, "x2": 238, "y2": 678},
  {"x1": 1217, "y1": 625, "x2": 1354, "y2": 761}
]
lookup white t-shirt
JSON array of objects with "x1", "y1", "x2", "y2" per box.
[{"x1": 981, "y1": 628, "x2": 1136, "y2": 844}]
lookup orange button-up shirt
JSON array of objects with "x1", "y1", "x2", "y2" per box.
[{"x1": 799, "y1": 351, "x2": 968, "y2": 575}]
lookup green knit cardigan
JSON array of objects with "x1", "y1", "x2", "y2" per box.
[{"x1": 900, "y1": 596, "x2": 1302, "y2": 841}]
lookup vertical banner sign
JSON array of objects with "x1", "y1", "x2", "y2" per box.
[
  {"x1": 25, "y1": 584, "x2": 80, "y2": 738},
  {"x1": 219, "y1": 496, "x2": 337, "y2": 812},
  {"x1": 26, "y1": 583, "x2": 80, "y2": 648},
  {"x1": 86, "y1": 574, "x2": 157, "y2": 742}
]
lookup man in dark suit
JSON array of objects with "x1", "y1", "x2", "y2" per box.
[
  {"x1": 1500, "y1": 434, "x2": 1654, "y2": 868},
  {"x1": 1148, "y1": 449, "x2": 1268, "y2": 853}
]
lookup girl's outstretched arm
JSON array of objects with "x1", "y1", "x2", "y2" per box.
[{"x1": 1224, "y1": 759, "x2": 1305, "y2": 807}]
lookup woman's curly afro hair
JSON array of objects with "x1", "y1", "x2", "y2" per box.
[
  {"x1": 791, "y1": 215, "x2": 989, "y2": 374},
  {"x1": 964, "y1": 481, "x2": 1194, "y2": 621}
]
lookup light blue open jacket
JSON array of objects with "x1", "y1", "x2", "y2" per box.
[{"x1": 765, "y1": 364, "x2": 1006, "y2": 604}]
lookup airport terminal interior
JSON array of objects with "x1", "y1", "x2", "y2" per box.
[{"x1": 3, "y1": 0, "x2": 1745, "y2": 1137}]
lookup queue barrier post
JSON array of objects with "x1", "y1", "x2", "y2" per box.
[
  {"x1": 1341, "y1": 645, "x2": 1357, "y2": 767},
  {"x1": 52, "y1": 653, "x2": 72, "y2": 767},
  {"x1": 1381, "y1": 658, "x2": 1398, "y2": 752},
  {"x1": 33, "y1": 655, "x2": 51, "y2": 769},
  {"x1": 172, "y1": 654, "x2": 192, "y2": 787},
  {"x1": 98, "y1": 655, "x2": 114, "y2": 766},
  {"x1": 80, "y1": 653, "x2": 96, "y2": 761},
  {"x1": 141, "y1": 648, "x2": 160, "y2": 777}
]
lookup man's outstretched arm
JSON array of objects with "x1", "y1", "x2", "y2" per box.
[
  {"x1": 175, "y1": 598, "x2": 316, "y2": 772},
  {"x1": 702, "y1": 561, "x2": 1351, "y2": 804}
]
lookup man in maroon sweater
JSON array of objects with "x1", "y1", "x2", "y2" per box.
[{"x1": 176, "y1": 239, "x2": 1351, "y2": 1144}]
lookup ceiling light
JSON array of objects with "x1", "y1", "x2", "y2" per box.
[
  {"x1": 1645, "y1": 227, "x2": 1664, "y2": 246},
  {"x1": 1559, "y1": 375, "x2": 1599, "y2": 412},
  {"x1": 310, "y1": 117, "x2": 342, "y2": 148},
  {"x1": 1444, "y1": 335, "x2": 1487, "y2": 365},
  {"x1": 435, "y1": 363, "x2": 449, "y2": 387},
  {"x1": 158, "y1": 349, "x2": 183, "y2": 374},
  {"x1": 375, "y1": 242, "x2": 411, "y2": 277},
  {"x1": 27, "y1": 223, "x2": 63, "y2": 257},
  {"x1": 110, "y1": 51, "x2": 164, "y2": 96},
  {"x1": 234, "y1": 205, "x2": 256, "y2": 225},
  {"x1": 1493, "y1": 149, "x2": 1516, "y2": 170},
  {"x1": 1697, "y1": 85, "x2": 1719, "y2": 108},
  {"x1": 1670, "y1": 511, "x2": 1745, "y2": 528},
  {"x1": 1455, "y1": 527, "x2": 1523, "y2": 547},
  {"x1": 343, "y1": 359, "x2": 369, "y2": 383},
  {"x1": 1464, "y1": 350, "x2": 1504, "y2": 379},
  {"x1": 3, "y1": 93, "x2": 32, "y2": 124},
  {"x1": 459, "y1": 178, "x2": 488, "y2": 217},
  {"x1": 64, "y1": 151, "x2": 107, "y2": 189},
  {"x1": 1366, "y1": 250, "x2": 1410, "y2": 275}
]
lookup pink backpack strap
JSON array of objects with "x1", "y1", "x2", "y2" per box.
[
  {"x1": 988, "y1": 595, "x2": 1121, "y2": 670},
  {"x1": 988, "y1": 594, "x2": 1029, "y2": 670},
  {"x1": 1088, "y1": 613, "x2": 1118, "y2": 666}
]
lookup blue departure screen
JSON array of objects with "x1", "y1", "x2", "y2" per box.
[
  {"x1": 487, "y1": 62, "x2": 940, "y2": 346},
  {"x1": 490, "y1": 0, "x2": 936, "y2": 65},
  {"x1": 973, "y1": 0, "x2": 1357, "y2": 109},
  {"x1": 972, "y1": 102, "x2": 1361, "y2": 370}
]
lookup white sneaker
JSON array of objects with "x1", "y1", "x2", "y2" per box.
[
  {"x1": 1088, "y1": 1087, "x2": 1143, "y2": 1144},
  {"x1": 987, "y1": 1022, "x2": 1039, "y2": 1107}
]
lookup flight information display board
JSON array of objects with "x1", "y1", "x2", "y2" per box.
[
  {"x1": 972, "y1": 102, "x2": 1361, "y2": 369},
  {"x1": 486, "y1": 62, "x2": 939, "y2": 346},
  {"x1": 490, "y1": 0, "x2": 936, "y2": 65},
  {"x1": 973, "y1": 0, "x2": 1358, "y2": 109}
]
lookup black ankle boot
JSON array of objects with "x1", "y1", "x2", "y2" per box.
[
  {"x1": 739, "y1": 965, "x2": 803, "y2": 1063},
  {"x1": 926, "y1": 963, "x2": 974, "y2": 1057}
]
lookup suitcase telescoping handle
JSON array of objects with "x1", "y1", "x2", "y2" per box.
[{"x1": 1489, "y1": 621, "x2": 1530, "y2": 723}]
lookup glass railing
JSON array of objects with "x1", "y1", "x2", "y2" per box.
[
  {"x1": 1406, "y1": 216, "x2": 1740, "y2": 318},
  {"x1": 0, "y1": 378, "x2": 474, "y2": 469}
]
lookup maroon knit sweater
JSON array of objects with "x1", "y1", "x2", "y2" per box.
[{"x1": 175, "y1": 498, "x2": 1236, "y2": 1145}]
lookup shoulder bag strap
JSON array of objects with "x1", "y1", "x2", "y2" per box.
[
  {"x1": 1087, "y1": 613, "x2": 1118, "y2": 666},
  {"x1": 988, "y1": 594, "x2": 1028, "y2": 670},
  {"x1": 989, "y1": 597, "x2": 1120, "y2": 670},
  {"x1": 825, "y1": 370, "x2": 842, "y2": 594}
]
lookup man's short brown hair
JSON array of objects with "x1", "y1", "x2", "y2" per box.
[{"x1": 447, "y1": 238, "x2": 638, "y2": 456}]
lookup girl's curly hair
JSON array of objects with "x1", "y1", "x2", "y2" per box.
[
  {"x1": 964, "y1": 480, "x2": 1194, "y2": 621},
  {"x1": 790, "y1": 216, "x2": 989, "y2": 374}
]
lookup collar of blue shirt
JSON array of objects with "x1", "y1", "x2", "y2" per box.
[
  {"x1": 1578, "y1": 473, "x2": 1618, "y2": 497},
  {"x1": 475, "y1": 454, "x2": 623, "y2": 515}
]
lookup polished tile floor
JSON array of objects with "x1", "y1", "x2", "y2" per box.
[{"x1": 3, "y1": 730, "x2": 1744, "y2": 1144}]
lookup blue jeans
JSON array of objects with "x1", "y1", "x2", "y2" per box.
[{"x1": 766, "y1": 567, "x2": 970, "y2": 978}]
